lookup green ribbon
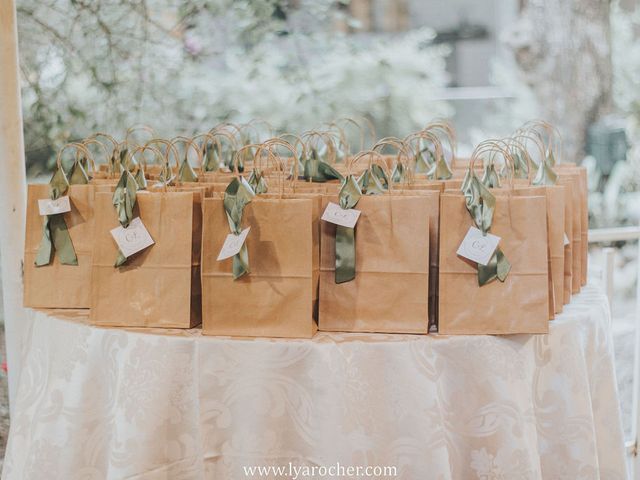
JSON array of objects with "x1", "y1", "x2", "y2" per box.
[
  {"x1": 371, "y1": 164, "x2": 389, "y2": 189},
  {"x1": 427, "y1": 152, "x2": 453, "y2": 180},
  {"x1": 68, "y1": 157, "x2": 89, "y2": 185},
  {"x1": 481, "y1": 161, "x2": 501, "y2": 188},
  {"x1": 247, "y1": 168, "x2": 268, "y2": 194},
  {"x1": 335, "y1": 175, "x2": 362, "y2": 284},
  {"x1": 546, "y1": 148, "x2": 556, "y2": 167},
  {"x1": 112, "y1": 169, "x2": 139, "y2": 267},
  {"x1": 357, "y1": 167, "x2": 386, "y2": 195},
  {"x1": 223, "y1": 148, "x2": 238, "y2": 171},
  {"x1": 134, "y1": 166, "x2": 148, "y2": 190},
  {"x1": 302, "y1": 148, "x2": 344, "y2": 183},
  {"x1": 414, "y1": 147, "x2": 434, "y2": 174},
  {"x1": 391, "y1": 163, "x2": 406, "y2": 183},
  {"x1": 203, "y1": 142, "x2": 220, "y2": 172},
  {"x1": 223, "y1": 177, "x2": 256, "y2": 279},
  {"x1": 532, "y1": 153, "x2": 558, "y2": 186},
  {"x1": 35, "y1": 166, "x2": 78, "y2": 267},
  {"x1": 178, "y1": 154, "x2": 198, "y2": 183},
  {"x1": 108, "y1": 150, "x2": 124, "y2": 176},
  {"x1": 461, "y1": 170, "x2": 511, "y2": 286},
  {"x1": 512, "y1": 151, "x2": 529, "y2": 179}
]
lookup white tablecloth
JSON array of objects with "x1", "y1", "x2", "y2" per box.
[{"x1": 2, "y1": 285, "x2": 627, "y2": 479}]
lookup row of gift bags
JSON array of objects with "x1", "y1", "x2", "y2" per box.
[{"x1": 23, "y1": 128, "x2": 588, "y2": 337}]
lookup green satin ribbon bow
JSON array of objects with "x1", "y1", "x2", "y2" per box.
[
  {"x1": 546, "y1": 148, "x2": 556, "y2": 167},
  {"x1": 35, "y1": 166, "x2": 78, "y2": 267},
  {"x1": 391, "y1": 163, "x2": 406, "y2": 183},
  {"x1": 112, "y1": 169, "x2": 139, "y2": 267},
  {"x1": 125, "y1": 148, "x2": 139, "y2": 172},
  {"x1": 223, "y1": 177, "x2": 256, "y2": 279},
  {"x1": 178, "y1": 154, "x2": 198, "y2": 183},
  {"x1": 414, "y1": 147, "x2": 434, "y2": 174},
  {"x1": 481, "y1": 161, "x2": 501, "y2": 188},
  {"x1": 69, "y1": 156, "x2": 90, "y2": 185},
  {"x1": 335, "y1": 175, "x2": 362, "y2": 284},
  {"x1": 134, "y1": 165, "x2": 148, "y2": 190},
  {"x1": 532, "y1": 152, "x2": 558, "y2": 186},
  {"x1": 203, "y1": 142, "x2": 220, "y2": 172},
  {"x1": 512, "y1": 151, "x2": 529, "y2": 179},
  {"x1": 427, "y1": 152, "x2": 453, "y2": 180},
  {"x1": 462, "y1": 170, "x2": 511, "y2": 286},
  {"x1": 247, "y1": 169, "x2": 268, "y2": 194},
  {"x1": 357, "y1": 167, "x2": 386, "y2": 195},
  {"x1": 302, "y1": 148, "x2": 344, "y2": 183},
  {"x1": 108, "y1": 149, "x2": 124, "y2": 176}
]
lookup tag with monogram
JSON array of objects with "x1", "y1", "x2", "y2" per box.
[
  {"x1": 38, "y1": 196, "x2": 71, "y2": 216},
  {"x1": 321, "y1": 202, "x2": 361, "y2": 229},
  {"x1": 456, "y1": 226, "x2": 501, "y2": 266},
  {"x1": 110, "y1": 217, "x2": 155, "y2": 258},
  {"x1": 217, "y1": 227, "x2": 251, "y2": 261}
]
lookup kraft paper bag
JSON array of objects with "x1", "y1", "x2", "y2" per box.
[
  {"x1": 556, "y1": 176, "x2": 574, "y2": 304},
  {"x1": 260, "y1": 192, "x2": 322, "y2": 317},
  {"x1": 578, "y1": 168, "x2": 588, "y2": 285},
  {"x1": 558, "y1": 171, "x2": 582, "y2": 293},
  {"x1": 319, "y1": 195, "x2": 430, "y2": 334},
  {"x1": 557, "y1": 166, "x2": 588, "y2": 286},
  {"x1": 201, "y1": 197, "x2": 317, "y2": 338},
  {"x1": 512, "y1": 185, "x2": 565, "y2": 316},
  {"x1": 24, "y1": 184, "x2": 95, "y2": 308},
  {"x1": 438, "y1": 192, "x2": 549, "y2": 335},
  {"x1": 395, "y1": 189, "x2": 440, "y2": 328},
  {"x1": 90, "y1": 190, "x2": 201, "y2": 328}
]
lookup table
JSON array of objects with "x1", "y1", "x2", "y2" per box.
[{"x1": 2, "y1": 285, "x2": 628, "y2": 479}]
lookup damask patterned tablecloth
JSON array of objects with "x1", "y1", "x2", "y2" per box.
[{"x1": 2, "y1": 285, "x2": 628, "y2": 479}]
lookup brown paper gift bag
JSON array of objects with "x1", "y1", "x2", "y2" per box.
[
  {"x1": 201, "y1": 196, "x2": 318, "y2": 338},
  {"x1": 24, "y1": 183, "x2": 95, "y2": 308},
  {"x1": 319, "y1": 194, "x2": 430, "y2": 334},
  {"x1": 557, "y1": 166, "x2": 588, "y2": 286},
  {"x1": 579, "y1": 168, "x2": 588, "y2": 285},
  {"x1": 90, "y1": 190, "x2": 201, "y2": 328},
  {"x1": 512, "y1": 185, "x2": 565, "y2": 316},
  {"x1": 438, "y1": 192, "x2": 549, "y2": 334},
  {"x1": 558, "y1": 171, "x2": 582, "y2": 293},
  {"x1": 556, "y1": 176, "x2": 574, "y2": 304}
]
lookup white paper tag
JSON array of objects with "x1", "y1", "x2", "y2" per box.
[
  {"x1": 456, "y1": 226, "x2": 501, "y2": 266},
  {"x1": 38, "y1": 196, "x2": 71, "y2": 216},
  {"x1": 321, "y1": 202, "x2": 361, "y2": 228},
  {"x1": 110, "y1": 217, "x2": 155, "y2": 258},
  {"x1": 564, "y1": 233, "x2": 570, "y2": 246},
  {"x1": 217, "y1": 227, "x2": 251, "y2": 261}
]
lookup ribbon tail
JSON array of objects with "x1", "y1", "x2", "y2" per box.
[
  {"x1": 34, "y1": 216, "x2": 53, "y2": 266},
  {"x1": 477, "y1": 247, "x2": 511, "y2": 286},
  {"x1": 49, "y1": 213, "x2": 78, "y2": 265},
  {"x1": 232, "y1": 243, "x2": 250, "y2": 279},
  {"x1": 495, "y1": 247, "x2": 511, "y2": 281},
  {"x1": 335, "y1": 225, "x2": 356, "y2": 284},
  {"x1": 114, "y1": 250, "x2": 127, "y2": 268}
]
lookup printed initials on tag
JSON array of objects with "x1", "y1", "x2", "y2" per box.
[
  {"x1": 38, "y1": 196, "x2": 71, "y2": 216},
  {"x1": 217, "y1": 227, "x2": 251, "y2": 261},
  {"x1": 110, "y1": 217, "x2": 155, "y2": 258},
  {"x1": 321, "y1": 202, "x2": 361, "y2": 228},
  {"x1": 456, "y1": 226, "x2": 501, "y2": 266}
]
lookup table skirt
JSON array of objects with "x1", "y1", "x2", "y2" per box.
[{"x1": 2, "y1": 284, "x2": 627, "y2": 479}]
